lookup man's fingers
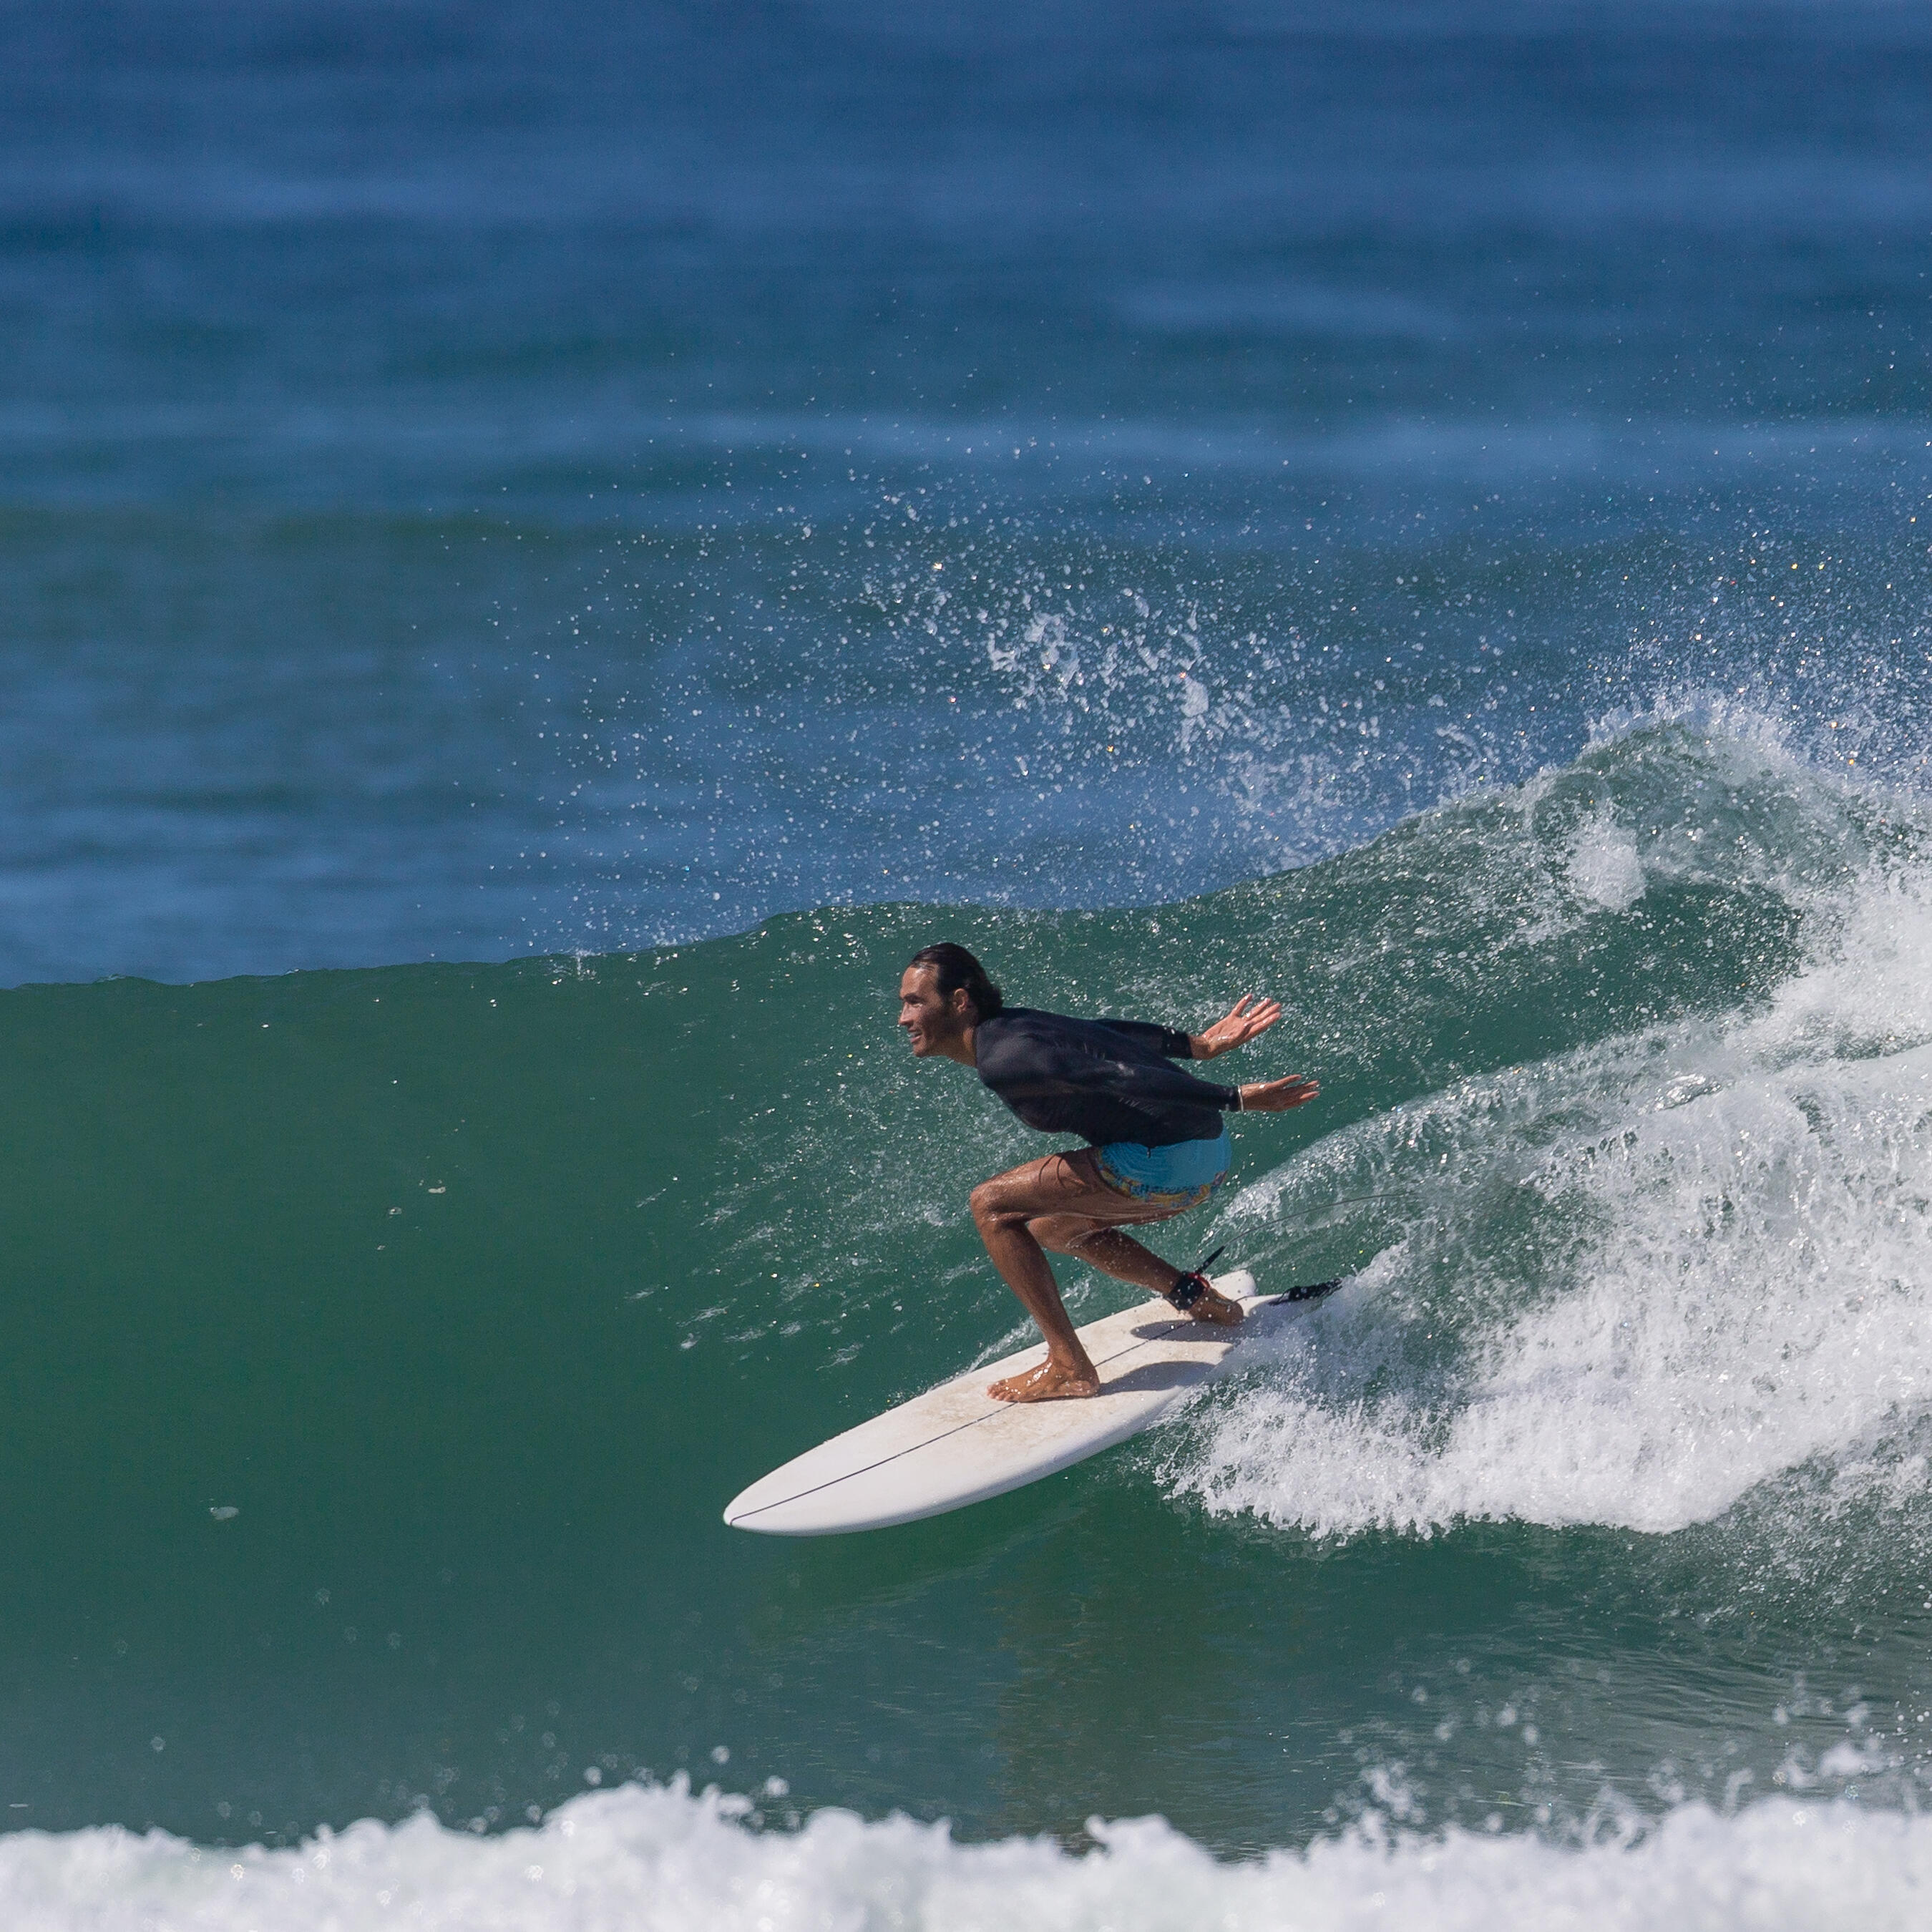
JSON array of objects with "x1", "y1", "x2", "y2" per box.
[
  {"x1": 1246, "y1": 1074, "x2": 1319, "y2": 1111},
  {"x1": 1223, "y1": 995, "x2": 1282, "y2": 1038}
]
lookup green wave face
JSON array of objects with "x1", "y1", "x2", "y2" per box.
[{"x1": 3, "y1": 719, "x2": 1928, "y2": 1851}]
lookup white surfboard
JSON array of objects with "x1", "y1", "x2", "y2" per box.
[{"x1": 723, "y1": 1269, "x2": 1340, "y2": 1536}]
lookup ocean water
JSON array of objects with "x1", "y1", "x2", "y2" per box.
[{"x1": 6, "y1": 2, "x2": 1932, "y2": 1925}]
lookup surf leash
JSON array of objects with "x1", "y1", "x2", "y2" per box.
[{"x1": 1164, "y1": 1242, "x2": 1226, "y2": 1312}]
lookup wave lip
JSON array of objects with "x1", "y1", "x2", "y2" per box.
[
  {"x1": 7, "y1": 1780, "x2": 1932, "y2": 1932},
  {"x1": 1174, "y1": 721, "x2": 1932, "y2": 1546}
]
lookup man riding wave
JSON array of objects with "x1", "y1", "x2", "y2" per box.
[{"x1": 898, "y1": 943, "x2": 1319, "y2": 1403}]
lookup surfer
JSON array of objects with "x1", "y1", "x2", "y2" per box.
[{"x1": 898, "y1": 942, "x2": 1319, "y2": 1403}]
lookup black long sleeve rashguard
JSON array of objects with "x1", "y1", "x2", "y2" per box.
[{"x1": 972, "y1": 1008, "x2": 1239, "y2": 1148}]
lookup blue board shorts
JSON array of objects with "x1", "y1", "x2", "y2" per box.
[{"x1": 1091, "y1": 1126, "x2": 1232, "y2": 1211}]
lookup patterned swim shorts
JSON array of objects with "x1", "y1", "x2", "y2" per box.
[{"x1": 1091, "y1": 1127, "x2": 1232, "y2": 1211}]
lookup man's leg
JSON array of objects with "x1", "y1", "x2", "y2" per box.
[
  {"x1": 1026, "y1": 1219, "x2": 1181, "y2": 1294},
  {"x1": 969, "y1": 1153, "x2": 1106, "y2": 1402},
  {"x1": 968, "y1": 1150, "x2": 1236, "y2": 1404},
  {"x1": 1029, "y1": 1220, "x2": 1244, "y2": 1328}
]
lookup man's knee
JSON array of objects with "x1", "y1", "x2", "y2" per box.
[{"x1": 969, "y1": 1181, "x2": 1008, "y2": 1230}]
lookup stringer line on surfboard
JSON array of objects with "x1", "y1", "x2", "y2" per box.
[
  {"x1": 723, "y1": 1269, "x2": 1352, "y2": 1535},
  {"x1": 726, "y1": 1299, "x2": 1215, "y2": 1528}
]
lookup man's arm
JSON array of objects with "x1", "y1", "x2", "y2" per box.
[
  {"x1": 1091, "y1": 1018, "x2": 1196, "y2": 1058},
  {"x1": 1063, "y1": 1052, "x2": 1319, "y2": 1118},
  {"x1": 1035, "y1": 1049, "x2": 1244, "y2": 1114},
  {"x1": 988, "y1": 1025, "x2": 1242, "y2": 1112},
  {"x1": 985, "y1": 1022, "x2": 1319, "y2": 1118}
]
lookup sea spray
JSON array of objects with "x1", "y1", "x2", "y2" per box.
[{"x1": 1176, "y1": 791, "x2": 1932, "y2": 1543}]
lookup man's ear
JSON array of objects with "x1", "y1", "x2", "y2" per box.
[{"x1": 950, "y1": 987, "x2": 975, "y2": 1019}]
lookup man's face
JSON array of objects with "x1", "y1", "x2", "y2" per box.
[{"x1": 898, "y1": 965, "x2": 969, "y2": 1055}]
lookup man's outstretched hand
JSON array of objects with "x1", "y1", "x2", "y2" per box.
[
  {"x1": 1191, "y1": 995, "x2": 1314, "y2": 1110},
  {"x1": 1191, "y1": 994, "x2": 1283, "y2": 1060},
  {"x1": 1235, "y1": 1074, "x2": 1320, "y2": 1113}
]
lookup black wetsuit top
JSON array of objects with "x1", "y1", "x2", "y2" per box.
[{"x1": 972, "y1": 1007, "x2": 1239, "y2": 1149}]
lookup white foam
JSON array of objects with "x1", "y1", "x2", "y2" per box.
[
  {"x1": 1566, "y1": 806, "x2": 1646, "y2": 911},
  {"x1": 7, "y1": 1782, "x2": 1932, "y2": 1932},
  {"x1": 1180, "y1": 847, "x2": 1932, "y2": 1541}
]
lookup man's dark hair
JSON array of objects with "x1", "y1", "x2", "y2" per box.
[{"x1": 907, "y1": 942, "x2": 1004, "y2": 1018}]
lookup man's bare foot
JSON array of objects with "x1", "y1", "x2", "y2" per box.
[
  {"x1": 988, "y1": 1357, "x2": 1101, "y2": 1402},
  {"x1": 1185, "y1": 1282, "x2": 1246, "y2": 1327}
]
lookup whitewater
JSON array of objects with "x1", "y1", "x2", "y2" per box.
[
  {"x1": 1183, "y1": 733, "x2": 1932, "y2": 1545},
  {"x1": 12, "y1": 1780, "x2": 1932, "y2": 1931}
]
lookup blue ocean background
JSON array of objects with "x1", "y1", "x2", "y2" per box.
[{"x1": 5, "y1": 3, "x2": 1932, "y2": 1925}]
